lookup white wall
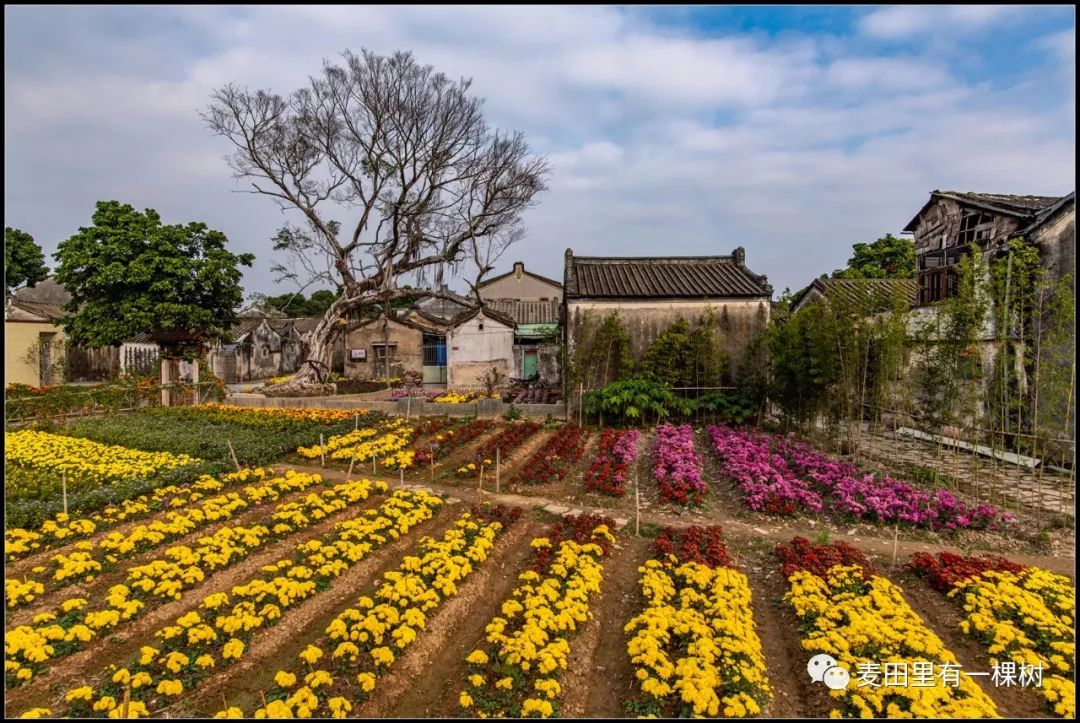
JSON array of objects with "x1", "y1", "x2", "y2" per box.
[{"x1": 447, "y1": 313, "x2": 515, "y2": 386}]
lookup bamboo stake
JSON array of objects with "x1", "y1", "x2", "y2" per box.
[
  {"x1": 496, "y1": 448, "x2": 501, "y2": 494},
  {"x1": 478, "y1": 464, "x2": 485, "y2": 500},
  {"x1": 355, "y1": 413, "x2": 359, "y2": 431},
  {"x1": 62, "y1": 471, "x2": 68, "y2": 517},
  {"x1": 227, "y1": 440, "x2": 241, "y2": 471},
  {"x1": 346, "y1": 446, "x2": 358, "y2": 483},
  {"x1": 635, "y1": 471, "x2": 641, "y2": 537},
  {"x1": 578, "y1": 382, "x2": 584, "y2": 426},
  {"x1": 373, "y1": 454, "x2": 377, "y2": 476},
  {"x1": 430, "y1": 445, "x2": 435, "y2": 482},
  {"x1": 319, "y1": 434, "x2": 325, "y2": 467},
  {"x1": 891, "y1": 523, "x2": 900, "y2": 569},
  {"x1": 122, "y1": 684, "x2": 131, "y2": 719}
]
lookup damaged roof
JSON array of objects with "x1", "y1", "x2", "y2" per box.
[
  {"x1": 791, "y1": 277, "x2": 917, "y2": 314},
  {"x1": 903, "y1": 190, "x2": 1070, "y2": 233},
  {"x1": 484, "y1": 299, "x2": 561, "y2": 324}
]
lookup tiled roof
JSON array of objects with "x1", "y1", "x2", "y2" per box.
[
  {"x1": 792, "y1": 278, "x2": 917, "y2": 313},
  {"x1": 484, "y1": 299, "x2": 561, "y2": 324},
  {"x1": 903, "y1": 190, "x2": 1070, "y2": 232},
  {"x1": 564, "y1": 249, "x2": 771, "y2": 299},
  {"x1": 447, "y1": 304, "x2": 517, "y2": 329},
  {"x1": 7, "y1": 299, "x2": 67, "y2": 321}
]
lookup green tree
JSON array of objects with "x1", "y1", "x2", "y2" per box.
[
  {"x1": 53, "y1": 201, "x2": 255, "y2": 351},
  {"x1": 832, "y1": 233, "x2": 915, "y2": 279},
  {"x1": 5, "y1": 227, "x2": 50, "y2": 293}
]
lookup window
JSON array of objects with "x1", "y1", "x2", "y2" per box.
[
  {"x1": 957, "y1": 211, "x2": 994, "y2": 246},
  {"x1": 372, "y1": 343, "x2": 397, "y2": 362},
  {"x1": 918, "y1": 267, "x2": 958, "y2": 305}
]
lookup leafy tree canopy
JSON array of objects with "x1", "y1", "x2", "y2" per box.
[
  {"x1": 831, "y1": 233, "x2": 915, "y2": 279},
  {"x1": 53, "y1": 201, "x2": 255, "y2": 349},
  {"x1": 5, "y1": 227, "x2": 49, "y2": 293}
]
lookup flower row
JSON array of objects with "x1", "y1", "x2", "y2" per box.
[
  {"x1": 653, "y1": 424, "x2": 705, "y2": 506},
  {"x1": 706, "y1": 425, "x2": 822, "y2": 515},
  {"x1": 243, "y1": 505, "x2": 522, "y2": 717},
  {"x1": 6, "y1": 429, "x2": 201, "y2": 488},
  {"x1": 780, "y1": 540, "x2": 998, "y2": 718},
  {"x1": 6, "y1": 470, "x2": 325, "y2": 610},
  {"x1": 459, "y1": 515, "x2": 616, "y2": 718},
  {"x1": 513, "y1": 426, "x2": 590, "y2": 486},
  {"x1": 5, "y1": 468, "x2": 274, "y2": 562},
  {"x1": 457, "y1": 422, "x2": 542, "y2": 479},
  {"x1": 583, "y1": 429, "x2": 639, "y2": 496},
  {"x1": 909, "y1": 552, "x2": 1074, "y2": 717},
  {"x1": 625, "y1": 526, "x2": 770, "y2": 717},
  {"x1": 52, "y1": 489, "x2": 443, "y2": 719},
  {"x1": 5, "y1": 475, "x2": 384, "y2": 685}
]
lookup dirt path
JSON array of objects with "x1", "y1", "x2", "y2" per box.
[
  {"x1": 360, "y1": 518, "x2": 540, "y2": 717},
  {"x1": 580, "y1": 534, "x2": 653, "y2": 717},
  {"x1": 4, "y1": 492, "x2": 435, "y2": 717},
  {"x1": 283, "y1": 463, "x2": 1076, "y2": 577}
]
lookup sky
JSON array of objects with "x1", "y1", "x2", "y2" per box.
[{"x1": 4, "y1": 5, "x2": 1076, "y2": 300}]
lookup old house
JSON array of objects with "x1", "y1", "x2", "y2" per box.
[
  {"x1": 478, "y1": 261, "x2": 562, "y2": 302},
  {"x1": 486, "y1": 298, "x2": 562, "y2": 385},
  {"x1": 902, "y1": 190, "x2": 1076, "y2": 432},
  {"x1": 790, "y1": 278, "x2": 917, "y2": 315},
  {"x1": 445, "y1": 306, "x2": 516, "y2": 387},
  {"x1": 904, "y1": 190, "x2": 1075, "y2": 306},
  {"x1": 563, "y1": 248, "x2": 773, "y2": 386},
  {"x1": 344, "y1": 311, "x2": 445, "y2": 383}
]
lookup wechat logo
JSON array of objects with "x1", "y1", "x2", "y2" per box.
[{"x1": 808, "y1": 654, "x2": 850, "y2": 691}]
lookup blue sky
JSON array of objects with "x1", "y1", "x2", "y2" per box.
[{"x1": 4, "y1": 5, "x2": 1075, "y2": 299}]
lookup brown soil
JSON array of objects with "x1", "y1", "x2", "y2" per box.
[
  {"x1": 894, "y1": 573, "x2": 1049, "y2": 718},
  {"x1": 359, "y1": 517, "x2": 539, "y2": 717},
  {"x1": 386, "y1": 519, "x2": 547, "y2": 718},
  {"x1": 730, "y1": 540, "x2": 836, "y2": 717},
  {"x1": 579, "y1": 534, "x2": 652, "y2": 717},
  {"x1": 4, "y1": 491, "x2": 428, "y2": 717},
  {"x1": 502, "y1": 428, "x2": 598, "y2": 501},
  {"x1": 443, "y1": 425, "x2": 556, "y2": 492},
  {"x1": 6, "y1": 478, "x2": 345, "y2": 627},
  {"x1": 183, "y1": 501, "x2": 465, "y2": 717}
]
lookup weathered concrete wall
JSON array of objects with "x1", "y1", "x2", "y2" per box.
[
  {"x1": 1030, "y1": 206, "x2": 1076, "y2": 285},
  {"x1": 344, "y1": 318, "x2": 423, "y2": 380},
  {"x1": 511, "y1": 343, "x2": 561, "y2": 385},
  {"x1": 566, "y1": 299, "x2": 770, "y2": 384},
  {"x1": 447, "y1": 314, "x2": 514, "y2": 386},
  {"x1": 236, "y1": 321, "x2": 283, "y2": 381},
  {"x1": 480, "y1": 263, "x2": 562, "y2": 301}
]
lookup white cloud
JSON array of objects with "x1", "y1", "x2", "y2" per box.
[
  {"x1": 859, "y1": 5, "x2": 1030, "y2": 39},
  {"x1": 2, "y1": 6, "x2": 1074, "y2": 298}
]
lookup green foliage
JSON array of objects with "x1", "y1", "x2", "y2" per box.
[
  {"x1": 258, "y1": 288, "x2": 340, "y2": 317},
  {"x1": 568, "y1": 310, "x2": 633, "y2": 390},
  {"x1": 831, "y1": 233, "x2": 916, "y2": 279},
  {"x1": 53, "y1": 201, "x2": 255, "y2": 351},
  {"x1": 503, "y1": 404, "x2": 522, "y2": 421},
  {"x1": 585, "y1": 377, "x2": 675, "y2": 424},
  {"x1": 584, "y1": 377, "x2": 755, "y2": 426},
  {"x1": 640, "y1": 317, "x2": 693, "y2": 386},
  {"x1": 4, "y1": 227, "x2": 50, "y2": 293}
]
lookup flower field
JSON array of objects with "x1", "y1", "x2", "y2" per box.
[
  {"x1": 778, "y1": 537, "x2": 999, "y2": 718},
  {"x1": 583, "y1": 429, "x2": 638, "y2": 496},
  {"x1": 624, "y1": 526, "x2": 771, "y2": 717},
  {"x1": 708, "y1": 425, "x2": 1014, "y2": 531},
  {"x1": 653, "y1": 424, "x2": 705, "y2": 506},
  {"x1": 907, "y1": 552, "x2": 1076, "y2": 717},
  {"x1": 3, "y1": 412, "x2": 1072, "y2": 719}
]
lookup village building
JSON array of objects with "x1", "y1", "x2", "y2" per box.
[
  {"x1": 208, "y1": 312, "x2": 338, "y2": 383},
  {"x1": 343, "y1": 310, "x2": 446, "y2": 383},
  {"x1": 563, "y1": 247, "x2": 773, "y2": 385},
  {"x1": 444, "y1": 305, "x2": 517, "y2": 387},
  {"x1": 790, "y1": 277, "x2": 917, "y2": 315},
  {"x1": 478, "y1": 260, "x2": 562, "y2": 302}
]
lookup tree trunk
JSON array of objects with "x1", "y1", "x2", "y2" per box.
[{"x1": 265, "y1": 296, "x2": 355, "y2": 395}]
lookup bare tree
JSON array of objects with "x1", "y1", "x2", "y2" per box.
[{"x1": 204, "y1": 49, "x2": 549, "y2": 391}]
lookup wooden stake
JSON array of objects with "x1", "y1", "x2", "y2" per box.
[
  {"x1": 373, "y1": 454, "x2": 377, "y2": 476},
  {"x1": 221, "y1": 694, "x2": 230, "y2": 716},
  {"x1": 479, "y1": 464, "x2": 485, "y2": 499},
  {"x1": 635, "y1": 473, "x2": 641, "y2": 537},
  {"x1": 891, "y1": 523, "x2": 899, "y2": 569},
  {"x1": 259, "y1": 691, "x2": 269, "y2": 713},
  {"x1": 122, "y1": 684, "x2": 131, "y2": 719},
  {"x1": 399, "y1": 466, "x2": 404, "y2": 489},
  {"x1": 578, "y1": 382, "x2": 584, "y2": 426},
  {"x1": 62, "y1": 471, "x2": 68, "y2": 517},
  {"x1": 355, "y1": 413, "x2": 359, "y2": 431},
  {"x1": 346, "y1": 447, "x2": 358, "y2": 483},
  {"x1": 319, "y1": 434, "x2": 325, "y2": 467},
  {"x1": 227, "y1": 439, "x2": 241, "y2": 471},
  {"x1": 430, "y1": 445, "x2": 435, "y2": 482},
  {"x1": 496, "y1": 448, "x2": 501, "y2": 494}
]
